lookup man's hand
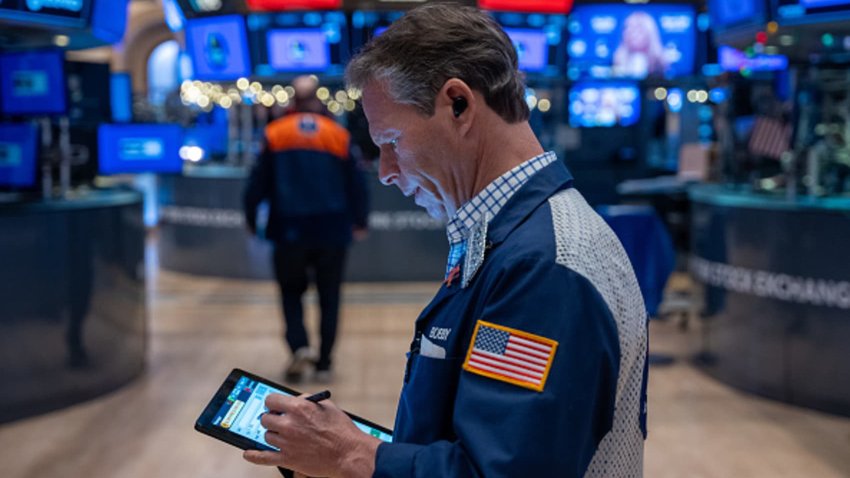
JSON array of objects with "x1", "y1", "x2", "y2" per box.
[{"x1": 243, "y1": 393, "x2": 381, "y2": 478}]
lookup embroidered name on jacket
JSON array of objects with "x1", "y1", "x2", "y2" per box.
[{"x1": 463, "y1": 320, "x2": 558, "y2": 392}]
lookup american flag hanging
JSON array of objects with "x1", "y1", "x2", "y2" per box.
[
  {"x1": 463, "y1": 321, "x2": 558, "y2": 392},
  {"x1": 748, "y1": 116, "x2": 792, "y2": 160}
]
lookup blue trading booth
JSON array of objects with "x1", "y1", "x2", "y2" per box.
[{"x1": 0, "y1": 0, "x2": 143, "y2": 423}]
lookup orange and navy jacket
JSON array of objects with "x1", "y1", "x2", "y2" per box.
[{"x1": 243, "y1": 112, "x2": 369, "y2": 245}]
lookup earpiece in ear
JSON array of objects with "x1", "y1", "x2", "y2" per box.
[{"x1": 452, "y1": 97, "x2": 468, "y2": 118}]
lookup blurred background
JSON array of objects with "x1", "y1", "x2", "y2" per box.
[{"x1": 0, "y1": 0, "x2": 849, "y2": 477}]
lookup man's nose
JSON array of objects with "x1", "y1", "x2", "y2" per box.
[{"x1": 378, "y1": 156, "x2": 399, "y2": 186}]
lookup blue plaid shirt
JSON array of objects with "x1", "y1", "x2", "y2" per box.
[{"x1": 445, "y1": 151, "x2": 558, "y2": 277}]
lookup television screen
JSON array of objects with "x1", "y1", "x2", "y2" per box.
[
  {"x1": 267, "y1": 29, "x2": 330, "y2": 71},
  {"x1": 349, "y1": 10, "x2": 404, "y2": 48},
  {"x1": 110, "y1": 73, "x2": 133, "y2": 123},
  {"x1": 479, "y1": 0, "x2": 572, "y2": 14},
  {"x1": 569, "y1": 82, "x2": 641, "y2": 128},
  {"x1": 719, "y1": 46, "x2": 789, "y2": 72},
  {"x1": 185, "y1": 15, "x2": 252, "y2": 81},
  {"x1": 174, "y1": 0, "x2": 244, "y2": 18},
  {"x1": 98, "y1": 124, "x2": 184, "y2": 175},
  {"x1": 568, "y1": 4, "x2": 695, "y2": 80},
  {"x1": 504, "y1": 28, "x2": 550, "y2": 72},
  {"x1": 0, "y1": 123, "x2": 38, "y2": 187},
  {"x1": 709, "y1": 0, "x2": 767, "y2": 33},
  {"x1": 776, "y1": 0, "x2": 850, "y2": 23},
  {"x1": 0, "y1": 0, "x2": 90, "y2": 27},
  {"x1": 249, "y1": 11, "x2": 348, "y2": 77},
  {"x1": 0, "y1": 50, "x2": 67, "y2": 116},
  {"x1": 247, "y1": 0, "x2": 342, "y2": 9},
  {"x1": 492, "y1": 12, "x2": 567, "y2": 77}
]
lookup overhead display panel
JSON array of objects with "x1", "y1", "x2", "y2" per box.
[
  {"x1": 248, "y1": 11, "x2": 348, "y2": 76},
  {"x1": 491, "y1": 12, "x2": 567, "y2": 77},
  {"x1": 569, "y1": 81, "x2": 640, "y2": 128},
  {"x1": 0, "y1": 50, "x2": 68, "y2": 116},
  {"x1": 775, "y1": 0, "x2": 850, "y2": 24},
  {"x1": 479, "y1": 0, "x2": 572, "y2": 15},
  {"x1": 0, "y1": 123, "x2": 38, "y2": 188},
  {"x1": 247, "y1": 0, "x2": 341, "y2": 10},
  {"x1": 0, "y1": 0, "x2": 91, "y2": 28},
  {"x1": 185, "y1": 14, "x2": 253, "y2": 81},
  {"x1": 98, "y1": 124, "x2": 184, "y2": 175},
  {"x1": 568, "y1": 4, "x2": 696, "y2": 80}
]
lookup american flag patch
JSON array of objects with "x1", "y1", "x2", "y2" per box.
[{"x1": 463, "y1": 321, "x2": 558, "y2": 392}]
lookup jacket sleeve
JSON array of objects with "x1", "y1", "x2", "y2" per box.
[
  {"x1": 373, "y1": 255, "x2": 621, "y2": 478},
  {"x1": 243, "y1": 143, "x2": 274, "y2": 233}
]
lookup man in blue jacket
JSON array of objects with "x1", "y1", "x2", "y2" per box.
[
  {"x1": 245, "y1": 5, "x2": 648, "y2": 477},
  {"x1": 244, "y1": 75, "x2": 369, "y2": 382}
]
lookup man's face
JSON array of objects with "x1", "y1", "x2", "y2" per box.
[{"x1": 361, "y1": 82, "x2": 454, "y2": 221}]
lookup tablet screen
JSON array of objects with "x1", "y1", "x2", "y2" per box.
[{"x1": 210, "y1": 375, "x2": 392, "y2": 450}]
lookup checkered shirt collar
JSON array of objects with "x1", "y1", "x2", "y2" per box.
[{"x1": 446, "y1": 151, "x2": 558, "y2": 246}]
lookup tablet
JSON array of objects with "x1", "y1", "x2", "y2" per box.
[{"x1": 195, "y1": 368, "x2": 393, "y2": 451}]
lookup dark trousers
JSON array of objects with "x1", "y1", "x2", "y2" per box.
[{"x1": 272, "y1": 244, "x2": 347, "y2": 369}]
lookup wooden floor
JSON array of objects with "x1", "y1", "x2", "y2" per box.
[{"x1": 2, "y1": 267, "x2": 850, "y2": 478}]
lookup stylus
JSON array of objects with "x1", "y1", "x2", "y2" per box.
[{"x1": 305, "y1": 390, "x2": 331, "y2": 403}]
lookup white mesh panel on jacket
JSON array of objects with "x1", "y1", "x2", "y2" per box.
[{"x1": 549, "y1": 189, "x2": 647, "y2": 478}]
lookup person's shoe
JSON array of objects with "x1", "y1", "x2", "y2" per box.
[
  {"x1": 285, "y1": 347, "x2": 315, "y2": 383},
  {"x1": 313, "y1": 364, "x2": 333, "y2": 384},
  {"x1": 313, "y1": 370, "x2": 333, "y2": 384}
]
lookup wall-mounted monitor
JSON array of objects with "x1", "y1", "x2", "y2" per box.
[
  {"x1": 267, "y1": 29, "x2": 330, "y2": 71},
  {"x1": 0, "y1": 123, "x2": 38, "y2": 187},
  {"x1": 185, "y1": 15, "x2": 252, "y2": 81},
  {"x1": 0, "y1": 50, "x2": 68, "y2": 117},
  {"x1": 479, "y1": 0, "x2": 573, "y2": 14},
  {"x1": 569, "y1": 81, "x2": 641, "y2": 128},
  {"x1": 247, "y1": 0, "x2": 342, "y2": 10},
  {"x1": 568, "y1": 4, "x2": 696, "y2": 80},
  {"x1": 350, "y1": 10, "x2": 404, "y2": 48},
  {"x1": 493, "y1": 12, "x2": 567, "y2": 77},
  {"x1": 249, "y1": 11, "x2": 348, "y2": 77},
  {"x1": 775, "y1": 0, "x2": 850, "y2": 24},
  {"x1": 98, "y1": 124, "x2": 184, "y2": 175},
  {"x1": 0, "y1": 0, "x2": 91, "y2": 28}
]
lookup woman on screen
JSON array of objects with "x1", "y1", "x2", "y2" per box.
[{"x1": 613, "y1": 11, "x2": 667, "y2": 78}]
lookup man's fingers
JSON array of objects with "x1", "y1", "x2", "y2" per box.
[
  {"x1": 265, "y1": 393, "x2": 296, "y2": 413},
  {"x1": 242, "y1": 450, "x2": 283, "y2": 467}
]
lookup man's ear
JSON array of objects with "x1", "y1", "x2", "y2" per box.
[{"x1": 436, "y1": 78, "x2": 475, "y2": 137}]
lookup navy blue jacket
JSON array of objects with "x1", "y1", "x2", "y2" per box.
[
  {"x1": 374, "y1": 160, "x2": 648, "y2": 478},
  {"x1": 244, "y1": 113, "x2": 369, "y2": 246}
]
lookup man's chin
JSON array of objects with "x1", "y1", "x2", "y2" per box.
[{"x1": 422, "y1": 204, "x2": 448, "y2": 222}]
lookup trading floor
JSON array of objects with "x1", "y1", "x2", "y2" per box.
[{"x1": 1, "y1": 248, "x2": 848, "y2": 478}]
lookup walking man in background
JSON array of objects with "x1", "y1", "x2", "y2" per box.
[{"x1": 244, "y1": 75, "x2": 369, "y2": 383}]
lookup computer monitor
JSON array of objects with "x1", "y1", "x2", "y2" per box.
[
  {"x1": 0, "y1": 50, "x2": 68, "y2": 116},
  {"x1": 349, "y1": 10, "x2": 404, "y2": 48},
  {"x1": 249, "y1": 11, "x2": 348, "y2": 77},
  {"x1": 98, "y1": 124, "x2": 184, "y2": 175},
  {"x1": 0, "y1": 0, "x2": 91, "y2": 28},
  {"x1": 0, "y1": 123, "x2": 39, "y2": 188},
  {"x1": 185, "y1": 15, "x2": 252, "y2": 81},
  {"x1": 492, "y1": 12, "x2": 567, "y2": 77},
  {"x1": 267, "y1": 28, "x2": 331, "y2": 72},
  {"x1": 110, "y1": 73, "x2": 133, "y2": 123},
  {"x1": 568, "y1": 4, "x2": 696, "y2": 80},
  {"x1": 569, "y1": 81, "x2": 641, "y2": 128}
]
